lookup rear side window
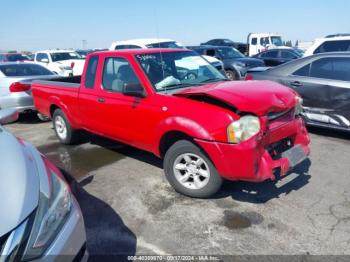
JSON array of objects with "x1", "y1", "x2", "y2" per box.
[
  {"x1": 6, "y1": 54, "x2": 28, "y2": 62},
  {"x1": 84, "y1": 56, "x2": 99, "y2": 88},
  {"x1": 102, "y1": 57, "x2": 140, "y2": 92},
  {"x1": 0, "y1": 64, "x2": 54, "y2": 76},
  {"x1": 265, "y1": 50, "x2": 279, "y2": 58},
  {"x1": 293, "y1": 64, "x2": 311, "y2": 77},
  {"x1": 281, "y1": 51, "x2": 298, "y2": 59},
  {"x1": 310, "y1": 57, "x2": 350, "y2": 81},
  {"x1": 314, "y1": 40, "x2": 350, "y2": 54},
  {"x1": 251, "y1": 38, "x2": 257, "y2": 45}
]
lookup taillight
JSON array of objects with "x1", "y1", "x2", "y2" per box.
[
  {"x1": 70, "y1": 62, "x2": 75, "y2": 69},
  {"x1": 244, "y1": 74, "x2": 254, "y2": 81},
  {"x1": 9, "y1": 82, "x2": 31, "y2": 92}
]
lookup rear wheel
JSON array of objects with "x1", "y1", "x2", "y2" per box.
[
  {"x1": 53, "y1": 109, "x2": 80, "y2": 144},
  {"x1": 164, "y1": 140, "x2": 223, "y2": 198}
]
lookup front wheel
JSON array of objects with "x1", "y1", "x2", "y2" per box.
[
  {"x1": 164, "y1": 140, "x2": 223, "y2": 198},
  {"x1": 225, "y1": 69, "x2": 239, "y2": 80}
]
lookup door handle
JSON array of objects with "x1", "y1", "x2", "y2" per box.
[
  {"x1": 97, "y1": 98, "x2": 105, "y2": 103},
  {"x1": 290, "y1": 81, "x2": 302, "y2": 87}
]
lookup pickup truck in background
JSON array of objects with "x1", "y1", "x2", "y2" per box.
[
  {"x1": 32, "y1": 48, "x2": 310, "y2": 198},
  {"x1": 34, "y1": 50, "x2": 85, "y2": 76}
]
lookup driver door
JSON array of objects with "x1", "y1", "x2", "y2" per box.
[{"x1": 94, "y1": 55, "x2": 161, "y2": 151}]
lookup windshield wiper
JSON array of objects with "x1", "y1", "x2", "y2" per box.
[
  {"x1": 159, "y1": 82, "x2": 203, "y2": 91},
  {"x1": 200, "y1": 78, "x2": 229, "y2": 83}
]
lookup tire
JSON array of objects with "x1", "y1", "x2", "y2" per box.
[
  {"x1": 225, "y1": 69, "x2": 239, "y2": 80},
  {"x1": 52, "y1": 109, "x2": 80, "y2": 145},
  {"x1": 37, "y1": 113, "x2": 50, "y2": 122},
  {"x1": 164, "y1": 140, "x2": 223, "y2": 198}
]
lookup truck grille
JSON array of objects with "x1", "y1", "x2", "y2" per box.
[
  {"x1": 267, "y1": 108, "x2": 294, "y2": 121},
  {"x1": 267, "y1": 108, "x2": 295, "y2": 130}
]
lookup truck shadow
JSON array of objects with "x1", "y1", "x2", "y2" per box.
[
  {"x1": 89, "y1": 135, "x2": 163, "y2": 169},
  {"x1": 61, "y1": 171, "x2": 137, "y2": 262},
  {"x1": 16, "y1": 112, "x2": 43, "y2": 124},
  {"x1": 213, "y1": 159, "x2": 312, "y2": 204},
  {"x1": 87, "y1": 135, "x2": 312, "y2": 204}
]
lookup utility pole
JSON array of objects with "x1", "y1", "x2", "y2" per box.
[{"x1": 82, "y1": 40, "x2": 87, "y2": 50}]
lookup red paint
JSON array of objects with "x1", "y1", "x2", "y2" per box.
[{"x1": 32, "y1": 49, "x2": 310, "y2": 182}]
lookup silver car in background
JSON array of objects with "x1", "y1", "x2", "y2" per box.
[
  {"x1": 0, "y1": 63, "x2": 56, "y2": 114},
  {"x1": 0, "y1": 109, "x2": 87, "y2": 261}
]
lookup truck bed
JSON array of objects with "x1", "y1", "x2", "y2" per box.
[
  {"x1": 32, "y1": 75, "x2": 82, "y2": 121},
  {"x1": 33, "y1": 75, "x2": 81, "y2": 88}
]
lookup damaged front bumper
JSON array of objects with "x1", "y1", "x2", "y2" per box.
[{"x1": 195, "y1": 116, "x2": 310, "y2": 182}]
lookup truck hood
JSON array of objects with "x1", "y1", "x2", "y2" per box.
[
  {"x1": 174, "y1": 80, "x2": 296, "y2": 116},
  {"x1": 0, "y1": 128, "x2": 39, "y2": 237}
]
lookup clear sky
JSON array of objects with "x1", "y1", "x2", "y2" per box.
[{"x1": 1, "y1": 0, "x2": 349, "y2": 51}]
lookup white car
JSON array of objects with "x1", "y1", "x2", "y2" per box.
[
  {"x1": 304, "y1": 35, "x2": 350, "y2": 57},
  {"x1": 109, "y1": 38, "x2": 224, "y2": 71},
  {"x1": 34, "y1": 50, "x2": 85, "y2": 76}
]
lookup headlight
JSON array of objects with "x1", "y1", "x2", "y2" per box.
[
  {"x1": 295, "y1": 95, "x2": 303, "y2": 116},
  {"x1": 23, "y1": 168, "x2": 72, "y2": 260},
  {"x1": 227, "y1": 115, "x2": 261, "y2": 143},
  {"x1": 234, "y1": 62, "x2": 246, "y2": 68}
]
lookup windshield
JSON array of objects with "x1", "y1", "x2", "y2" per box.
[
  {"x1": 271, "y1": 36, "x2": 283, "y2": 46},
  {"x1": 135, "y1": 51, "x2": 226, "y2": 92},
  {"x1": 146, "y1": 42, "x2": 183, "y2": 49},
  {"x1": 294, "y1": 48, "x2": 304, "y2": 56},
  {"x1": 0, "y1": 64, "x2": 54, "y2": 76},
  {"x1": 6, "y1": 54, "x2": 29, "y2": 62},
  {"x1": 217, "y1": 47, "x2": 245, "y2": 59},
  {"x1": 50, "y1": 52, "x2": 81, "y2": 62}
]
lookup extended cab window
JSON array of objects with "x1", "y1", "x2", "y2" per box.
[
  {"x1": 102, "y1": 57, "x2": 140, "y2": 92},
  {"x1": 251, "y1": 38, "x2": 257, "y2": 45},
  {"x1": 84, "y1": 56, "x2": 99, "y2": 88}
]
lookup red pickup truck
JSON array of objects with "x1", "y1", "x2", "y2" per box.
[{"x1": 32, "y1": 49, "x2": 310, "y2": 198}]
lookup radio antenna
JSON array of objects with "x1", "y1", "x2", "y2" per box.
[{"x1": 153, "y1": 9, "x2": 166, "y2": 90}]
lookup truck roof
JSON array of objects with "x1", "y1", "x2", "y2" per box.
[{"x1": 110, "y1": 38, "x2": 178, "y2": 46}]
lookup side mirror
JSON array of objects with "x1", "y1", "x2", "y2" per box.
[
  {"x1": 122, "y1": 83, "x2": 146, "y2": 98},
  {"x1": 0, "y1": 108, "x2": 19, "y2": 125},
  {"x1": 41, "y1": 58, "x2": 49, "y2": 63}
]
